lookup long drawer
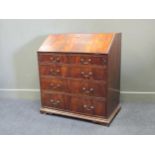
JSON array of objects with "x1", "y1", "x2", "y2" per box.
[
  {"x1": 39, "y1": 64, "x2": 107, "y2": 81},
  {"x1": 41, "y1": 92, "x2": 106, "y2": 116},
  {"x1": 40, "y1": 77, "x2": 106, "y2": 97},
  {"x1": 38, "y1": 53, "x2": 107, "y2": 66}
]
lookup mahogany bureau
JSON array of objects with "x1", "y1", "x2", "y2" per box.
[{"x1": 37, "y1": 33, "x2": 121, "y2": 126}]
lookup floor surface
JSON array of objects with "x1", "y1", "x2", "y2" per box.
[{"x1": 0, "y1": 99, "x2": 155, "y2": 135}]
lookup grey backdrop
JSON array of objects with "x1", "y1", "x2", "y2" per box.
[{"x1": 0, "y1": 19, "x2": 155, "y2": 101}]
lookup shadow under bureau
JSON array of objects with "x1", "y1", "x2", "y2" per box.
[{"x1": 37, "y1": 33, "x2": 121, "y2": 126}]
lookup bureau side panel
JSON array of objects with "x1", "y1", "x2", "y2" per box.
[
  {"x1": 107, "y1": 33, "x2": 121, "y2": 116},
  {"x1": 37, "y1": 52, "x2": 45, "y2": 108}
]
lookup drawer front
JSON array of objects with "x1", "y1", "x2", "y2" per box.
[
  {"x1": 38, "y1": 53, "x2": 107, "y2": 66},
  {"x1": 38, "y1": 53, "x2": 68, "y2": 64},
  {"x1": 69, "y1": 96, "x2": 106, "y2": 116},
  {"x1": 42, "y1": 92, "x2": 69, "y2": 110},
  {"x1": 39, "y1": 64, "x2": 68, "y2": 77},
  {"x1": 40, "y1": 78, "x2": 67, "y2": 92},
  {"x1": 68, "y1": 55, "x2": 107, "y2": 66},
  {"x1": 69, "y1": 65, "x2": 107, "y2": 80},
  {"x1": 39, "y1": 65, "x2": 107, "y2": 81},
  {"x1": 40, "y1": 77, "x2": 106, "y2": 97},
  {"x1": 68, "y1": 80, "x2": 106, "y2": 97}
]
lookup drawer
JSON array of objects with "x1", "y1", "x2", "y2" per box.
[
  {"x1": 38, "y1": 53, "x2": 107, "y2": 66},
  {"x1": 39, "y1": 64, "x2": 68, "y2": 77},
  {"x1": 68, "y1": 79, "x2": 106, "y2": 97},
  {"x1": 40, "y1": 78, "x2": 67, "y2": 92},
  {"x1": 39, "y1": 64, "x2": 107, "y2": 81},
  {"x1": 68, "y1": 55, "x2": 107, "y2": 65},
  {"x1": 38, "y1": 53, "x2": 68, "y2": 64},
  {"x1": 69, "y1": 96, "x2": 106, "y2": 116},
  {"x1": 42, "y1": 92, "x2": 69, "y2": 110},
  {"x1": 69, "y1": 65, "x2": 107, "y2": 80}
]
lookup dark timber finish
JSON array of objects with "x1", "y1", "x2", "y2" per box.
[{"x1": 37, "y1": 33, "x2": 121, "y2": 126}]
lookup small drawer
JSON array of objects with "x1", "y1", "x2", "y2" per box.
[
  {"x1": 38, "y1": 53, "x2": 68, "y2": 64},
  {"x1": 69, "y1": 65, "x2": 107, "y2": 80},
  {"x1": 40, "y1": 78, "x2": 67, "y2": 92},
  {"x1": 42, "y1": 92, "x2": 69, "y2": 110},
  {"x1": 68, "y1": 55, "x2": 107, "y2": 66},
  {"x1": 68, "y1": 80, "x2": 106, "y2": 97},
  {"x1": 69, "y1": 96, "x2": 106, "y2": 116},
  {"x1": 39, "y1": 64, "x2": 68, "y2": 77}
]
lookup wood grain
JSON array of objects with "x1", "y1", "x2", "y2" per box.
[
  {"x1": 107, "y1": 33, "x2": 121, "y2": 116},
  {"x1": 38, "y1": 53, "x2": 108, "y2": 66},
  {"x1": 38, "y1": 33, "x2": 114, "y2": 53},
  {"x1": 37, "y1": 33, "x2": 121, "y2": 125},
  {"x1": 39, "y1": 64, "x2": 107, "y2": 81}
]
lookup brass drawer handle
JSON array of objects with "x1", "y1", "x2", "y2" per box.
[
  {"x1": 50, "y1": 83, "x2": 61, "y2": 89},
  {"x1": 81, "y1": 71, "x2": 93, "y2": 78},
  {"x1": 80, "y1": 58, "x2": 92, "y2": 65},
  {"x1": 50, "y1": 99, "x2": 61, "y2": 105},
  {"x1": 56, "y1": 57, "x2": 60, "y2": 62},
  {"x1": 83, "y1": 104, "x2": 95, "y2": 110},
  {"x1": 50, "y1": 69, "x2": 60, "y2": 75},
  {"x1": 50, "y1": 57, "x2": 60, "y2": 62},
  {"x1": 50, "y1": 57, "x2": 54, "y2": 61},
  {"x1": 82, "y1": 87, "x2": 94, "y2": 94}
]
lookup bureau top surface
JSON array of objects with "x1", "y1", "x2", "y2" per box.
[{"x1": 38, "y1": 33, "x2": 116, "y2": 54}]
